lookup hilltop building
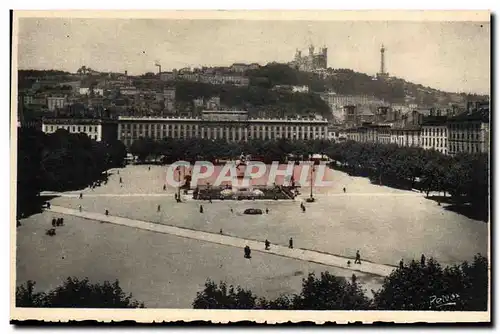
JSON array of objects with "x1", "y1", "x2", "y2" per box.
[{"x1": 289, "y1": 45, "x2": 327, "y2": 72}]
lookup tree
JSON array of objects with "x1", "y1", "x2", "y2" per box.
[
  {"x1": 17, "y1": 128, "x2": 44, "y2": 218},
  {"x1": 16, "y1": 277, "x2": 144, "y2": 308},
  {"x1": 372, "y1": 254, "x2": 488, "y2": 311},
  {"x1": 293, "y1": 272, "x2": 371, "y2": 310},
  {"x1": 16, "y1": 280, "x2": 46, "y2": 307},
  {"x1": 192, "y1": 280, "x2": 258, "y2": 309},
  {"x1": 130, "y1": 138, "x2": 155, "y2": 162}
]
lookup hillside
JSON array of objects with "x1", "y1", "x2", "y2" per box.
[
  {"x1": 246, "y1": 64, "x2": 489, "y2": 106},
  {"x1": 174, "y1": 81, "x2": 332, "y2": 120}
]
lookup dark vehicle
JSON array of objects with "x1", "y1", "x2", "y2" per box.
[{"x1": 243, "y1": 208, "x2": 263, "y2": 215}]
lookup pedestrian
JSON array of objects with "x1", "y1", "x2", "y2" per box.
[
  {"x1": 148, "y1": 166, "x2": 151, "y2": 171},
  {"x1": 343, "y1": 187, "x2": 346, "y2": 193},
  {"x1": 105, "y1": 209, "x2": 109, "y2": 216},
  {"x1": 79, "y1": 205, "x2": 82, "y2": 212},
  {"x1": 174, "y1": 193, "x2": 178, "y2": 200},
  {"x1": 163, "y1": 184, "x2": 166, "y2": 191},
  {"x1": 60, "y1": 218, "x2": 64, "y2": 226},
  {"x1": 399, "y1": 259, "x2": 404, "y2": 269},
  {"x1": 289, "y1": 238, "x2": 294, "y2": 249},
  {"x1": 79, "y1": 193, "x2": 83, "y2": 199},
  {"x1": 157, "y1": 205, "x2": 161, "y2": 212},
  {"x1": 265, "y1": 239, "x2": 270, "y2": 250},
  {"x1": 209, "y1": 197, "x2": 212, "y2": 204},
  {"x1": 47, "y1": 202, "x2": 51, "y2": 209},
  {"x1": 220, "y1": 228, "x2": 223, "y2": 235},
  {"x1": 244, "y1": 245, "x2": 252, "y2": 259},
  {"x1": 355, "y1": 250, "x2": 361, "y2": 264},
  {"x1": 119, "y1": 177, "x2": 122, "y2": 184},
  {"x1": 230, "y1": 208, "x2": 233, "y2": 213},
  {"x1": 117, "y1": 170, "x2": 119, "y2": 175},
  {"x1": 266, "y1": 208, "x2": 269, "y2": 214},
  {"x1": 52, "y1": 218, "x2": 56, "y2": 227},
  {"x1": 421, "y1": 254, "x2": 426, "y2": 267},
  {"x1": 347, "y1": 260, "x2": 351, "y2": 267},
  {"x1": 199, "y1": 205, "x2": 204, "y2": 214}
]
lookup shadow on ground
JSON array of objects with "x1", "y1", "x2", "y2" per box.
[{"x1": 426, "y1": 195, "x2": 488, "y2": 222}]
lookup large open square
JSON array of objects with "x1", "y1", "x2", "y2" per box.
[{"x1": 16, "y1": 164, "x2": 488, "y2": 308}]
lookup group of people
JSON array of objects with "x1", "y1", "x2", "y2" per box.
[
  {"x1": 244, "y1": 237, "x2": 294, "y2": 258},
  {"x1": 51, "y1": 217, "x2": 64, "y2": 227},
  {"x1": 47, "y1": 217, "x2": 65, "y2": 236}
]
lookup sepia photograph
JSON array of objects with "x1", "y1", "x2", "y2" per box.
[{"x1": 10, "y1": 10, "x2": 491, "y2": 324}]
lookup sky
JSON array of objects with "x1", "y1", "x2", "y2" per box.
[{"x1": 16, "y1": 18, "x2": 490, "y2": 94}]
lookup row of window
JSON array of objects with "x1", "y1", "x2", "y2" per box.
[
  {"x1": 423, "y1": 138, "x2": 447, "y2": 148},
  {"x1": 422, "y1": 127, "x2": 447, "y2": 137},
  {"x1": 44, "y1": 125, "x2": 99, "y2": 140},
  {"x1": 449, "y1": 132, "x2": 481, "y2": 141},
  {"x1": 449, "y1": 123, "x2": 482, "y2": 130},
  {"x1": 122, "y1": 129, "x2": 326, "y2": 142},
  {"x1": 450, "y1": 143, "x2": 483, "y2": 154},
  {"x1": 120, "y1": 123, "x2": 325, "y2": 133},
  {"x1": 45, "y1": 125, "x2": 99, "y2": 134}
]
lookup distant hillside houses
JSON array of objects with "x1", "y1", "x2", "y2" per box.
[{"x1": 160, "y1": 71, "x2": 249, "y2": 86}]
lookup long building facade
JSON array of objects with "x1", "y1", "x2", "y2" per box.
[
  {"x1": 342, "y1": 104, "x2": 489, "y2": 156},
  {"x1": 118, "y1": 115, "x2": 329, "y2": 147},
  {"x1": 41, "y1": 117, "x2": 118, "y2": 142}
]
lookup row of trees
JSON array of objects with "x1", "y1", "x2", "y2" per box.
[
  {"x1": 16, "y1": 277, "x2": 144, "y2": 308},
  {"x1": 16, "y1": 254, "x2": 488, "y2": 310},
  {"x1": 17, "y1": 128, "x2": 127, "y2": 217},
  {"x1": 325, "y1": 141, "x2": 488, "y2": 208},
  {"x1": 193, "y1": 254, "x2": 488, "y2": 311},
  {"x1": 129, "y1": 137, "x2": 331, "y2": 164},
  {"x1": 129, "y1": 137, "x2": 488, "y2": 207}
]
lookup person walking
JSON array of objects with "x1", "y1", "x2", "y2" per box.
[
  {"x1": 343, "y1": 187, "x2": 346, "y2": 193},
  {"x1": 163, "y1": 184, "x2": 167, "y2": 191},
  {"x1": 220, "y1": 229, "x2": 223, "y2": 235},
  {"x1": 355, "y1": 250, "x2": 361, "y2": 264},
  {"x1": 157, "y1": 204, "x2": 161, "y2": 212},
  {"x1": 79, "y1": 205, "x2": 82, "y2": 212},
  {"x1": 265, "y1": 239, "x2": 270, "y2": 250},
  {"x1": 199, "y1": 205, "x2": 204, "y2": 214},
  {"x1": 119, "y1": 177, "x2": 123, "y2": 184},
  {"x1": 289, "y1": 238, "x2": 294, "y2": 249},
  {"x1": 244, "y1": 245, "x2": 252, "y2": 259},
  {"x1": 52, "y1": 218, "x2": 56, "y2": 227},
  {"x1": 105, "y1": 209, "x2": 109, "y2": 216},
  {"x1": 230, "y1": 208, "x2": 233, "y2": 213},
  {"x1": 79, "y1": 193, "x2": 83, "y2": 199},
  {"x1": 265, "y1": 208, "x2": 269, "y2": 214}
]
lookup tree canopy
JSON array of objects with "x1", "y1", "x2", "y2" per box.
[
  {"x1": 16, "y1": 277, "x2": 144, "y2": 308},
  {"x1": 193, "y1": 254, "x2": 488, "y2": 310}
]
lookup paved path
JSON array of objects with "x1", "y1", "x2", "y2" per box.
[
  {"x1": 42, "y1": 191, "x2": 423, "y2": 198},
  {"x1": 47, "y1": 205, "x2": 397, "y2": 277}
]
